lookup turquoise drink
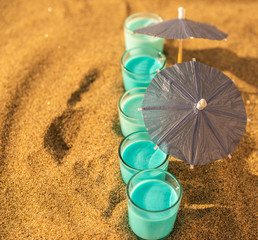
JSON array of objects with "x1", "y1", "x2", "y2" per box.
[
  {"x1": 118, "y1": 132, "x2": 169, "y2": 184},
  {"x1": 118, "y1": 88, "x2": 146, "y2": 137},
  {"x1": 121, "y1": 47, "x2": 166, "y2": 91},
  {"x1": 124, "y1": 13, "x2": 164, "y2": 51},
  {"x1": 127, "y1": 169, "x2": 182, "y2": 240}
]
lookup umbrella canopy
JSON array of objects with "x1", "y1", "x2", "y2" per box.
[
  {"x1": 134, "y1": 7, "x2": 228, "y2": 63},
  {"x1": 133, "y1": 10, "x2": 228, "y2": 40},
  {"x1": 141, "y1": 60, "x2": 247, "y2": 165}
]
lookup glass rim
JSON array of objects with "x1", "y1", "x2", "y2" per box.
[
  {"x1": 126, "y1": 169, "x2": 182, "y2": 213},
  {"x1": 121, "y1": 47, "x2": 166, "y2": 77},
  {"x1": 118, "y1": 131, "x2": 169, "y2": 171},
  {"x1": 124, "y1": 12, "x2": 163, "y2": 36},
  {"x1": 118, "y1": 87, "x2": 146, "y2": 120}
]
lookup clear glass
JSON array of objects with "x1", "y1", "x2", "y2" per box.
[
  {"x1": 118, "y1": 131, "x2": 169, "y2": 184},
  {"x1": 124, "y1": 12, "x2": 164, "y2": 51},
  {"x1": 118, "y1": 87, "x2": 146, "y2": 137},
  {"x1": 121, "y1": 47, "x2": 166, "y2": 91},
  {"x1": 127, "y1": 169, "x2": 182, "y2": 240}
]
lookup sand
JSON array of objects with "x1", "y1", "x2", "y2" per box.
[{"x1": 0, "y1": 0, "x2": 257, "y2": 239}]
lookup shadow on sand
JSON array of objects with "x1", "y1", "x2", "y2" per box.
[
  {"x1": 164, "y1": 44, "x2": 258, "y2": 88},
  {"x1": 167, "y1": 132, "x2": 257, "y2": 239}
]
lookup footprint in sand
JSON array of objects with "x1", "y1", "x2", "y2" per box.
[
  {"x1": 44, "y1": 69, "x2": 99, "y2": 164},
  {"x1": 102, "y1": 183, "x2": 126, "y2": 218}
]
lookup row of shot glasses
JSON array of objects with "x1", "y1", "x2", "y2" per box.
[{"x1": 117, "y1": 12, "x2": 182, "y2": 240}]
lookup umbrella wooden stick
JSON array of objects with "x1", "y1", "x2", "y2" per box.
[{"x1": 178, "y1": 39, "x2": 183, "y2": 63}]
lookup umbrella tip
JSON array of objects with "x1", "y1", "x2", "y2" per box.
[
  {"x1": 192, "y1": 58, "x2": 196, "y2": 61},
  {"x1": 178, "y1": 7, "x2": 185, "y2": 19},
  {"x1": 228, "y1": 154, "x2": 232, "y2": 159},
  {"x1": 197, "y1": 98, "x2": 207, "y2": 110},
  {"x1": 138, "y1": 108, "x2": 142, "y2": 111},
  {"x1": 156, "y1": 69, "x2": 161, "y2": 73},
  {"x1": 190, "y1": 164, "x2": 194, "y2": 169},
  {"x1": 154, "y1": 145, "x2": 159, "y2": 150}
]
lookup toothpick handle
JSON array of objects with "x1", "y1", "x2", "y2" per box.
[{"x1": 177, "y1": 39, "x2": 183, "y2": 63}]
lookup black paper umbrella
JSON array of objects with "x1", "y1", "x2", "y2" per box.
[
  {"x1": 140, "y1": 61, "x2": 247, "y2": 167},
  {"x1": 134, "y1": 7, "x2": 228, "y2": 63}
]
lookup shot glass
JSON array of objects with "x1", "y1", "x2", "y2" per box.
[
  {"x1": 118, "y1": 131, "x2": 169, "y2": 184},
  {"x1": 127, "y1": 169, "x2": 182, "y2": 240},
  {"x1": 118, "y1": 87, "x2": 146, "y2": 137},
  {"x1": 124, "y1": 12, "x2": 164, "y2": 51},
  {"x1": 121, "y1": 47, "x2": 166, "y2": 91}
]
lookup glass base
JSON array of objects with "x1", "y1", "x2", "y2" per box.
[{"x1": 136, "y1": 233, "x2": 169, "y2": 240}]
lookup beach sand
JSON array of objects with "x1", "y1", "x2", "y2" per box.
[{"x1": 0, "y1": 0, "x2": 257, "y2": 239}]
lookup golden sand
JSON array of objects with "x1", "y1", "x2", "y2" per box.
[{"x1": 0, "y1": 0, "x2": 257, "y2": 239}]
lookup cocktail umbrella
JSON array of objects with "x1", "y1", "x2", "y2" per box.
[
  {"x1": 134, "y1": 7, "x2": 228, "y2": 63},
  {"x1": 140, "y1": 60, "x2": 247, "y2": 168}
]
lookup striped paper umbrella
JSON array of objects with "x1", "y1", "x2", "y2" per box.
[
  {"x1": 134, "y1": 7, "x2": 228, "y2": 63},
  {"x1": 140, "y1": 60, "x2": 247, "y2": 168}
]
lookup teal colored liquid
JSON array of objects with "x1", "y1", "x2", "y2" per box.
[
  {"x1": 128, "y1": 18, "x2": 157, "y2": 38},
  {"x1": 122, "y1": 93, "x2": 143, "y2": 119},
  {"x1": 120, "y1": 140, "x2": 168, "y2": 184},
  {"x1": 131, "y1": 180, "x2": 178, "y2": 211},
  {"x1": 126, "y1": 56, "x2": 162, "y2": 75},
  {"x1": 122, "y1": 141, "x2": 166, "y2": 170},
  {"x1": 124, "y1": 17, "x2": 164, "y2": 51},
  {"x1": 128, "y1": 180, "x2": 180, "y2": 239},
  {"x1": 119, "y1": 93, "x2": 146, "y2": 136},
  {"x1": 123, "y1": 56, "x2": 163, "y2": 91}
]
